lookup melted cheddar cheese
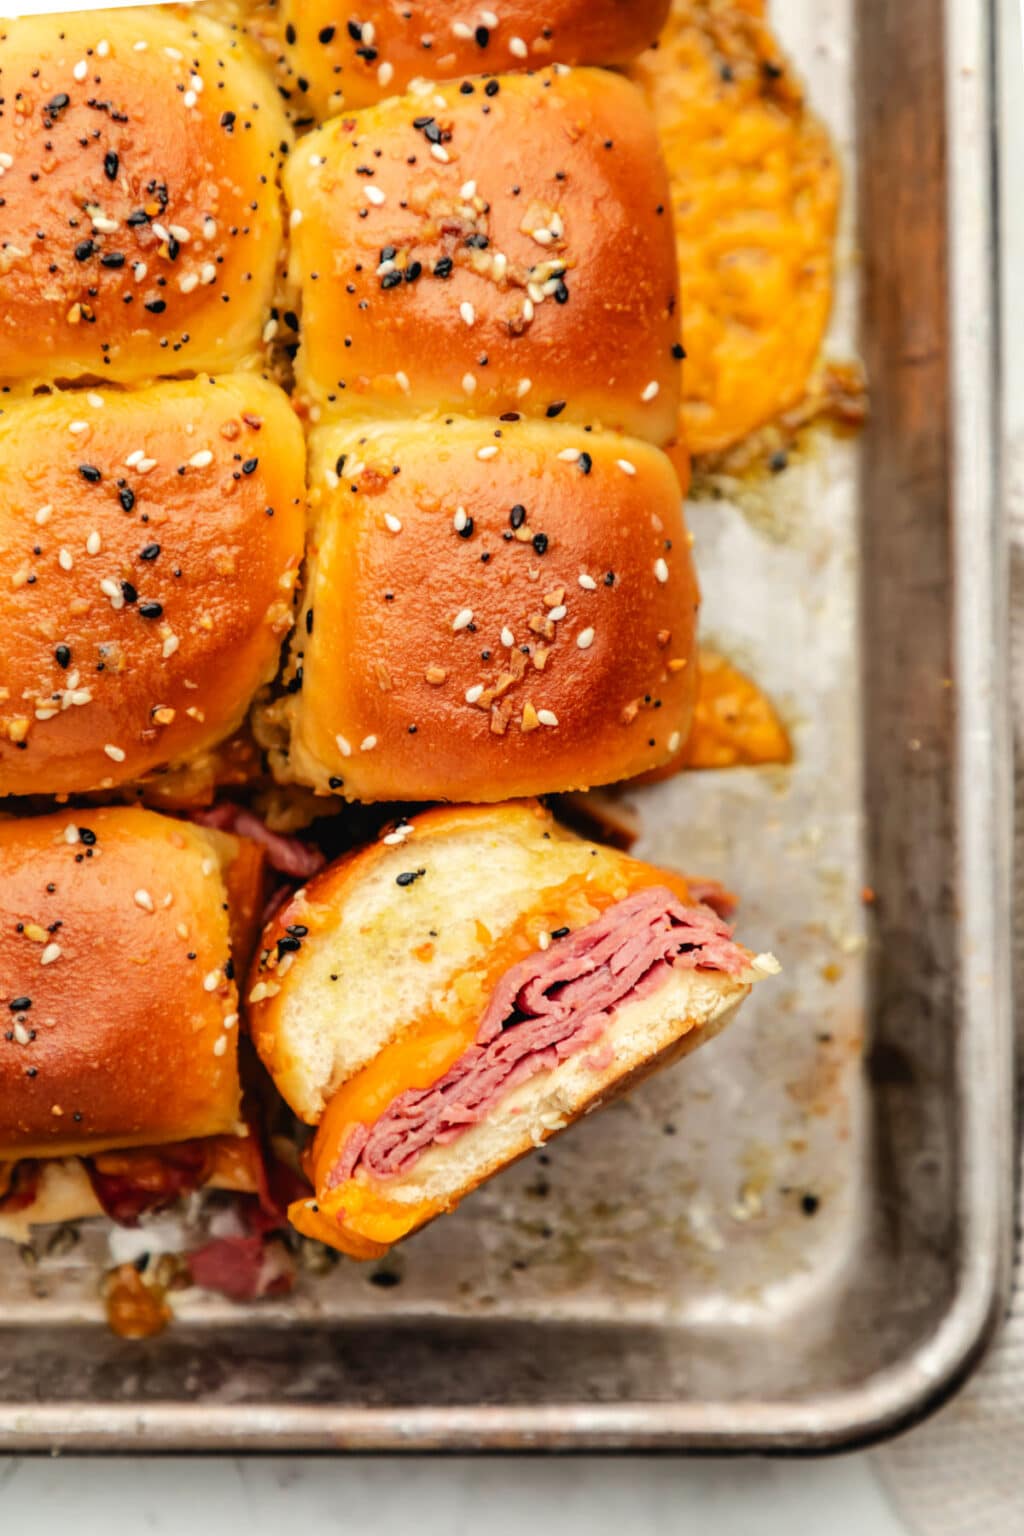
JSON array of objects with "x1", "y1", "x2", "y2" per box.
[{"x1": 632, "y1": 0, "x2": 840, "y2": 457}]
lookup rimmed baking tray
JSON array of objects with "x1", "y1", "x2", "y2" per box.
[{"x1": 0, "y1": 0, "x2": 1011, "y2": 1450}]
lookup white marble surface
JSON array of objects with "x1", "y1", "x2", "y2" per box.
[{"x1": 0, "y1": 1453, "x2": 910, "y2": 1533}]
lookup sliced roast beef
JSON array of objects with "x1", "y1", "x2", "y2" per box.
[
  {"x1": 84, "y1": 1142, "x2": 214, "y2": 1227},
  {"x1": 330, "y1": 887, "x2": 748, "y2": 1187}
]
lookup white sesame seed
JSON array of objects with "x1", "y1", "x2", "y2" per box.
[
  {"x1": 501, "y1": 627, "x2": 515, "y2": 648},
  {"x1": 462, "y1": 373, "x2": 477, "y2": 394},
  {"x1": 104, "y1": 744, "x2": 126, "y2": 762},
  {"x1": 492, "y1": 252, "x2": 508, "y2": 280},
  {"x1": 531, "y1": 228, "x2": 554, "y2": 246},
  {"x1": 335, "y1": 734, "x2": 352, "y2": 757},
  {"x1": 223, "y1": 1013, "x2": 239, "y2": 1030},
  {"x1": 477, "y1": 445, "x2": 499, "y2": 460},
  {"x1": 0, "y1": 152, "x2": 11, "y2": 170},
  {"x1": 189, "y1": 449, "x2": 213, "y2": 468},
  {"x1": 152, "y1": 221, "x2": 171, "y2": 243},
  {"x1": 668, "y1": 731, "x2": 682, "y2": 754},
  {"x1": 67, "y1": 688, "x2": 92, "y2": 706},
  {"x1": 382, "y1": 823, "x2": 412, "y2": 846},
  {"x1": 517, "y1": 377, "x2": 532, "y2": 398},
  {"x1": 133, "y1": 40, "x2": 148, "y2": 51},
  {"x1": 58, "y1": 548, "x2": 73, "y2": 572},
  {"x1": 578, "y1": 573, "x2": 597, "y2": 590},
  {"x1": 453, "y1": 507, "x2": 468, "y2": 532},
  {"x1": 35, "y1": 504, "x2": 53, "y2": 526},
  {"x1": 465, "y1": 684, "x2": 483, "y2": 704},
  {"x1": 189, "y1": 74, "x2": 203, "y2": 94},
  {"x1": 654, "y1": 558, "x2": 669, "y2": 583},
  {"x1": 125, "y1": 449, "x2": 143, "y2": 467},
  {"x1": 164, "y1": 46, "x2": 183, "y2": 61},
  {"x1": 136, "y1": 457, "x2": 157, "y2": 474},
  {"x1": 86, "y1": 392, "x2": 103, "y2": 408},
  {"x1": 558, "y1": 448, "x2": 581, "y2": 462},
  {"x1": 548, "y1": 604, "x2": 567, "y2": 620},
  {"x1": 431, "y1": 142, "x2": 450, "y2": 163},
  {"x1": 97, "y1": 39, "x2": 109, "y2": 57},
  {"x1": 522, "y1": 299, "x2": 535, "y2": 321},
  {"x1": 384, "y1": 512, "x2": 402, "y2": 533},
  {"x1": 460, "y1": 179, "x2": 477, "y2": 199},
  {"x1": 68, "y1": 419, "x2": 89, "y2": 435},
  {"x1": 73, "y1": 60, "x2": 88, "y2": 81},
  {"x1": 360, "y1": 735, "x2": 378, "y2": 751},
  {"x1": 183, "y1": 90, "x2": 197, "y2": 109},
  {"x1": 453, "y1": 21, "x2": 473, "y2": 38},
  {"x1": 213, "y1": 1035, "x2": 228, "y2": 1057},
  {"x1": 168, "y1": 224, "x2": 191, "y2": 242},
  {"x1": 365, "y1": 185, "x2": 387, "y2": 206},
  {"x1": 395, "y1": 370, "x2": 410, "y2": 391},
  {"x1": 577, "y1": 627, "x2": 595, "y2": 649},
  {"x1": 162, "y1": 633, "x2": 179, "y2": 658},
  {"x1": 509, "y1": 36, "x2": 528, "y2": 57},
  {"x1": 85, "y1": 531, "x2": 101, "y2": 555},
  {"x1": 179, "y1": 272, "x2": 199, "y2": 294},
  {"x1": 617, "y1": 459, "x2": 637, "y2": 476},
  {"x1": 459, "y1": 301, "x2": 476, "y2": 326},
  {"x1": 200, "y1": 858, "x2": 216, "y2": 878},
  {"x1": 203, "y1": 969, "x2": 221, "y2": 992},
  {"x1": 363, "y1": 20, "x2": 376, "y2": 43},
  {"x1": 290, "y1": 208, "x2": 304, "y2": 229},
  {"x1": 13, "y1": 1022, "x2": 29, "y2": 1045},
  {"x1": 453, "y1": 607, "x2": 474, "y2": 631},
  {"x1": 262, "y1": 318, "x2": 278, "y2": 343},
  {"x1": 203, "y1": 218, "x2": 217, "y2": 240},
  {"x1": 132, "y1": 260, "x2": 147, "y2": 281},
  {"x1": 40, "y1": 943, "x2": 61, "y2": 966},
  {"x1": 642, "y1": 381, "x2": 661, "y2": 402},
  {"x1": 538, "y1": 932, "x2": 551, "y2": 952},
  {"x1": 200, "y1": 262, "x2": 217, "y2": 285},
  {"x1": 480, "y1": 9, "x2": 498, "y2": 24},
  {"x1": 63, "y1": 824, "x2": 80, "y2": 845},
  {"x1": 133, "y1": 888, "x2": 155, "y2": 912},
  {"x1": 378, "y1": 61, "x2": 394, "y2": 88},
  {"x1": 537, "y1": 709, "x2": 559, "y2": 727}
]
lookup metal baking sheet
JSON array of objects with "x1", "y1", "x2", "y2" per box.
[{"x1": 0, "y1": 0, "x2": 1011, "y2": 1450}]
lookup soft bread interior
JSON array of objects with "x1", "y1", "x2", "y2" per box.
[
  {"x1": 272, "y1": 809, "x2": 653, "y2": 1120},
  {"x1": 344, "y1": 964, "x2": 760, "y2": 1214}
]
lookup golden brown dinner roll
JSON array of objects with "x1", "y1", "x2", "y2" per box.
[
  {"x1": 0, "y1": 806, "x2": 264, "y2": 1161},
  {"x1": 284, "y1": 67, "x2": 681, "y2": 441},
  {"x1": 0, "y1": 8, "x2": 289, "y2": 388},
  {"x1": 0, "y1": 375, "x2": 305, "y2": 798},
  {"x1": 246, "y1": 801, "x2": 777, "y2": 1256},
  {"x1": 276, "y1": 0, "x2": 671, "y2": 119},
  {"x1": 259, "y1": 414, "x2": 698, "y2": 803}
]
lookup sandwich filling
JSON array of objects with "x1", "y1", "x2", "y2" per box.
[{"x1": 328, "y1": 886, "x2": 748, "y2": 1189}]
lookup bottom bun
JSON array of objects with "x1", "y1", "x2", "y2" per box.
[{"x1": 289, "y1": 963, "x2": 766, "y2": 1258}]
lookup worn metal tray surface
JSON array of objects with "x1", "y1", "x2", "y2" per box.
[{"x1": 0, "y1": 0, "x2": 1011, "y2": 1451}]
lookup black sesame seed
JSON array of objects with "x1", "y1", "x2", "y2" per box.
[
  {"x1": 120, "y1": 580, "x2": 137, "y2": 604},
  {"x1": 78, "y1": 464, "x2": 101, "y2": 483},
  {"x1": 381, "y1": 270, "x2": 402, "y2": 289},
  {"x1": 78, "y1": 827, "x2": 96, "y2": 846},
  {"x1": 457, "y1": 516, "x2": 474, "y2": 539},
  {"x1": 328, "y1": 776, "x2": 343, "y2": 790},
  {"x1": 405, "y1": 260, "x2": 422, "y2": 282},
  {"x1": 532, "y1": 532, "x2": 548, "y2": 555},
  {"x1": 485, "y1": 79, "x2": 499, "y2": 96},
  {"x1": 277, "y1": 935, "x2": 302, "y2": 957},
  {"x1": 138, "y1": 600, "x2": 163, "y2": 619},
  {"x1": 285, "y1": 22, "x2": 297, "y2": 43},
  {"x1": 551, "y1": 926, "x2": 570, "y2": 939},
  {"x1": 100, "y1": 251, "x2": 125, "y2": 269},
  {"x1": 139, "y1": 542, "x2": 160, "y2": 561},
  {"x1": 578, "y1": 451, "x2": 592, "y2": 475},
  {"x1": 119, "y1": 487, "x2": 135, "y2": 512},
  {"x1": 545, "y1": 401, "x2": 566, "y2": 419},
  {"x1": 104, "y1": 151, "x2": 119, "y2": 180},
  {"x1": 395, "y1": 869, "x2": 426, "y2": 887},
  {"x1": 9, "y1": 997, "x2": 31, "y2": 1012},
  {"x1": 433, "y1": 256, "x2": 453, "y2": 278},
  {"x1": 801, "y1": 1193, "x2": 820, "y2": 1216},
  {"x1": 54, "y1": 644, "x2": 71, "y2": 669},
  {"x1": 347, "y1": 18, "x2": 362, "y2": 40},
  {"x1": 769, "y1": 450, "x2": 789, "y2": 474},
  {"x1": 318, "y1": 24, "x2": 335, "y2": 42},
  {"x1": 475, "y1": 24, "x2": 490, "y2": 45},
  {"x1": 220, "y1": 111, "x2": 236, "y2": 130},
  {"x1": 74, "y1": 239, "x2": 96, "y2": 262},
  {"x1": 145, "y1": 298, "x2": 166, "y2": 314},
  {"x1": 672, "y1": 343, "x2": 686, "y2": 360},
  {"x1": 604, "y1": 571, "x2": 615, "y2": 586},
  {"x1": 242, "y1": 457, "x2": 259, "y2": 475},
  {"x1": 509, "y1": 504, "x2": 526, "y2": 529}
]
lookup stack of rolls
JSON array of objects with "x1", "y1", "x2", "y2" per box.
[{"x1": 0, "y1": 4, "x2": 777, "y2": 1269}]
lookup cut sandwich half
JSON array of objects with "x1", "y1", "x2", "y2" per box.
[{"x1": 247, "y1": 801, "x2": 778, "y2": 1258}]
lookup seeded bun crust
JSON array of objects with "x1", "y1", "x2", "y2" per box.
[
  {"x1": 0, "y1": 376, "x2": 305, "y2": 797},
  {"x1": 284, "y1": 67, "x2": 681, "y2": 442},
  {"x1": 0, "y1": 806, "x2": 265, "y2": 1160},
  {"x1": 258, "y1": 415, "x2": 698, "y2": 803},
  {"x1": 275, "y1": 0, "x2": 672, "y2": 119},
  {"x1": 0, "y1": 8, "x2": 290, "y2": 389}
]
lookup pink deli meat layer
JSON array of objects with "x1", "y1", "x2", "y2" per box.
[{"x1": 329, "y1": 888, "x2": 748, "y2": 1186}]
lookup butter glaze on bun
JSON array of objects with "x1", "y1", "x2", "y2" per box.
[
  {"x1": 284, "y1": 67, "x2": 681, "y2": 442},
  {"x1": 0, "y1": 375, "x2": 305, "y2": 797},
  {"x1": 259, "y1": 414, "x2": 698, "y2": 802},
  {"x1": 0, "y1": 806, "x2": 264, "y2": 1161},
  {"x1": 276, "y1": 0, "x2": 672, "y2": 118},
  {"x1": 0, "y1": 8, "x2": 290, "y2": 388}
]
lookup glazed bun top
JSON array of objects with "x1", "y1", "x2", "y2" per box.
[
  {"x1": 0, "y1": 374, "x2": 306, "y2": 798},
  {"x1": 275, "y1": 0, "x2": 672, "y2": 119},
  {"x1": 284, "y1": 67, "x2": 682, "y2": 443},
  {"x1": 0, "y1": 8, "x2": 290, "y2": 388}
]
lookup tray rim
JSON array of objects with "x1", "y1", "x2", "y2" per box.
[{"x1": 0, "y1": 0, "x2": 1013, "y2": 1454}]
